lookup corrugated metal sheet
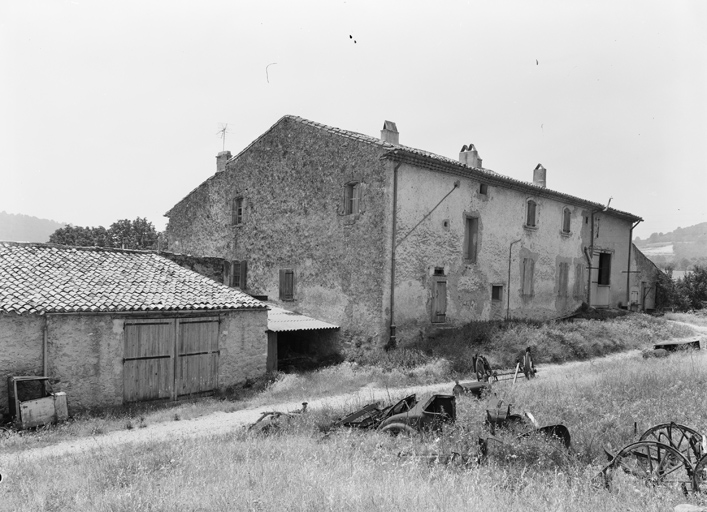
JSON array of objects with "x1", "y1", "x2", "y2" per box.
[{"x1": 266, "y1": 302, "x2": 339, "y2": 332}]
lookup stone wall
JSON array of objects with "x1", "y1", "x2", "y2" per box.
[
  {"x1": 393, "y1": 162, "x2": 594, "y2": 340},
  {"x1": 0, "y1": 314, "x2": 44, "y2": 418},
  {"x1": 166, "y1": 117, "x2": 392, "y2": 348},
  {"x1": 2, "y1": 310, "x2": 268, "y2": 416}
]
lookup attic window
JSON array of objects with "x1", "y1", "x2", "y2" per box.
[
  {"x1": 232, "y1": 197, "x2": 244, "y2": 225},
  {"x1": 479, "y1": 184, "x2": 488, "y2": 195},
  {"x1": 562, "y1": 208, "x2": 571, "y2": 234},
  {"x1": 525, "y1": 200, "x2": 537, "y2": 228},
  {"x1": 344, "y1": 182, "x2": 361, "y2": 215}
]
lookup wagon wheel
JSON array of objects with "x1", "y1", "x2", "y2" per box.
[
  {"x1": 693, "y1": 454, "x2": 707, "y2": 493},
  {"x1": 523, "y1": 351, "x2": 535, "y2": 379},
  {"x1": 601, "y1": 441, "x2": 694, "y2": 492},
  {"x1": 475, "y1": 358, "x2": 489, "y2": 382},
  {"x1": 639, "y1": 422, "x2": 705, "y2": 468}
]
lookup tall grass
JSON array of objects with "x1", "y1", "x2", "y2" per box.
[
  {"x1": 406, "y1": 313, "x2": 695, "y2": 372},
  {"x1": 3, "y1": 350, "x2": 706, "y2": 511}
]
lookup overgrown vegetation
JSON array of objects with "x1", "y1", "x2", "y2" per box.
[
  {"x1": 48, "y1": 217, "x2": 159, "y2": 250},
  {"x1": 657, "y1": 265, "x2": 707, "y2": 312},
  {"x1": 3, "y1": 349, "x2": 706, "y2": 511},
  {"x1": 0, "y1": 313, "x2": 694, "y2": 454}
]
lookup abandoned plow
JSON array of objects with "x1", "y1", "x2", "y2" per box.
[{"x1": 599, "y1": 422, "x2": 707, "y2": 494}]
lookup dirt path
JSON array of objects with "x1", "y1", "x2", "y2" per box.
[{"x1": 1, "y1": 323, "x2": 702, "y2": 465}]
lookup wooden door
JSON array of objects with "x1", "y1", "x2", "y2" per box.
[
  {"x1": 176, "y1": 318, "x2": 220, "y2": 396},
  {"x1": 432, "y1": 281, "x2": 447, "y2": 323},
  {"x1": 123, "y1": 319, "x2": 175, "y2": 402}
]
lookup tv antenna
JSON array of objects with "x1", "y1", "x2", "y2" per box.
[{"x1": 217, "y1": 123, "x2": 229, "y2": 151}]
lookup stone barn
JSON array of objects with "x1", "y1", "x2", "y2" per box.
[{"x1": 0, "y1": 242, "x2": 268, "y2": 417}]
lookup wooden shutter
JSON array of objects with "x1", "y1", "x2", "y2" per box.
[
  {"x1": 563, "y1": 209, "x2": 571, "y2": 233},
  {"x1": 574, "y1": 264, "x2": 585, "y2": 298},
  {"x1": 522, "y1": 258, "x2": 535, "y2": 296},
  {"x1": 240, "y1": 260, "x2": 247, "y2": 290},
  {"x1": 232, "y1": 261, "x2": 241, "y2": 288},
  {"x1": 527, "y1": 201, "x2": 536, "y2": 227},
  {"x1": 279, "y1": 269, "x2": 294, "y2": 300},
  {"x1": 222, "y1": 260, "x2": 231, "y2": 286}
]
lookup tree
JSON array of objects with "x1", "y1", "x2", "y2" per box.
[{"x1": 49, "y1": 218, "x2": 158, "y2": 250}]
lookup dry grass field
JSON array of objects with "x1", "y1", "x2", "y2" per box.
[{"x1": 0, "y1": 313, "x2": 705, "y2": 511}]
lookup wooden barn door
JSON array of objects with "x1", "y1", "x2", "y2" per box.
[
  {"x1": 123, "y1": 319, "x2": 175, "y2": 402},
  {"x1": 176, "y1": 317, "x2": 220, "y2": 397}
]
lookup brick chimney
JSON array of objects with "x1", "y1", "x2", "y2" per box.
[
  {"x1": 533, "y1": 164, "x2": 546, "y2": 188},
  {"x1": 216, "y1": 151, "x2": 232, "y2": 173},
  {"x1": 459, "y1": 144, "x2": 482, "y2": 168},
  {"x1": 381, "y1": 121, "x2": 399, "y2": 145}
]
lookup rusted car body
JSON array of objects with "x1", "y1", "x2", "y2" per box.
[
  {"x1": 378, "y1": 394, "x2": 456, "y2": 434},
  {"x1": 7, "y1": 376, "x2": 69, "y2": 429}
]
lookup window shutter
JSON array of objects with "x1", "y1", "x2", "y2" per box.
[
  {"x1": 223, "y1": 260, "x2": 231, "y2": 286},
  {"x1": 232, "y1": 261, "x2": 240, "y2": 288},
  {"x1": 279, "y1": 269, "x2": 286, "y2": 300},
  {"x1": 240, "y1": 260, "x2": 247, "y2": 290}
]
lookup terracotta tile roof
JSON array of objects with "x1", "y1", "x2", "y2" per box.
[
  {"x1": 0, "y1": 242, "x2": 267, "y2": 315},
  {"x1": 165, "y1": 114, "x2": 640, "y2": 222}
]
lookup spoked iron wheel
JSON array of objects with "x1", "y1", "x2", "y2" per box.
[
  {"x1": 693, "y1": 454, "x2": 707, "y2": 493},
  {"x1": 639, "y1": 422, "x2": 705, "y2": 469},
  {"x1": 601, "y1": 441, "x2": 694, "y2": 492}
]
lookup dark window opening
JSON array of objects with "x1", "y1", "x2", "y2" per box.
[
  {"x1": 479, "y1": 184, "x2": 488, "y2": 195},
  {"x1": 344, "y1": 182, "x2": 360, "y2": 215},
  {"x1": 598, "y1": 253, "x2": 611, "y2": 285},
  {"x1": 562, "y1": 208, "x2": 571, "y2": 234},
  {"x1": 232, "y1": 197, "x2": 244, "y2": 225},
  {"x1": 433, "y1": 267, "x2": 445, "y2": 276},
  {"x1": 464, "y1": 216, "x2": 479, "y2": 262},
  {"x1": 279, "y1": 269, "x2": 295, "y2": 300},
  {"x1": 491, "y1": 285, "x2": 503, "y2": 301},
  {"x1": 526, "y1": 200, "x2": 537, "y2": 227}
]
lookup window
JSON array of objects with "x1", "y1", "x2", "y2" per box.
[
  {"x1": 279, "y1": 269, "x2": 295, "y2": 301},
  {"x1": 232, "y1": 260, "x2": 247, "y2": 289},
  {"x1": 562, "y1": 208, "x2": 571, "y2": 234},
  {"x1": 598, "y1": 253, "x2": 611, "y2": 285},
  {"x1": 433, "y1": 266, "x2": 445, "y2": 276},
  {"x1": 232, "y1": 197, "x2": 244, "y2": 225},
  {"x1": 573, "y1": 264, "x2": 585, "y2": 298},
  {"x1": 557, "y1": 262, "x2": 569, "y2": 297},
  {"x1": 464, "y1": 216, "x2": 479, "y2": 263},
  {"x1": 223, "y1": 260, "x2": 247, "y2": 289},
  {"x1": 344, "y1": 182, "x2": 360, "y2": 215},
  {"x1": 526, "y1": 200, "x2": 537, "y2": 227},
  {"x1": 522, "y1": 258, "x2": 535, "y2": 297},
  {"x1": 491, "y1": 285, "x2": 503, "y2": 301},
  {"x1": 479, "y1": 184, "x2": 488, "y2": 195}
]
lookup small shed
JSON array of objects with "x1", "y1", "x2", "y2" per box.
[
  {"x1": 0, "y1": 242, "x2": 268, "y2": 416},
  {"x1": 265, "y1": 302, "x2": 339, "y2": 372}
]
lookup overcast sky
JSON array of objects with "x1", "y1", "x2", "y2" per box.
[{"x1": 1, "y1": 0, "x2": 705, "y2": 239}]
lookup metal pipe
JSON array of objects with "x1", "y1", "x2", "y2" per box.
[
  {"x1": 507, "y1": 239, "x2": 522, "y2": 320},
  {"x1": 43, "y1": 315, "x2": 48, "y2": 376},
  {"x1": 388, "y1": 162, "x2": 402, "y2": 349},
  {"x1": 626, "y1": 219, "x2": 642, "y2": 308}
]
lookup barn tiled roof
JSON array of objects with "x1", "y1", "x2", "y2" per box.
[{"x1": 0, "y1": 242, "x2": 267, "y2": 315}]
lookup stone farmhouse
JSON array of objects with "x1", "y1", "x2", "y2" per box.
[
  {"x1": 165, "y1": 115, "x2": 648, "y2": 352},
  {"x1": 0, "y1": 242, "x2": 268, "y2": 415}
]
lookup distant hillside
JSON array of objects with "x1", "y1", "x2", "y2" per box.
[
  {"x1": 0, "y1": 211, "x2": 66, "y2": 242},
  {"x1": 634, "y1": 221, "x2": 707, "y2": 270}
]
